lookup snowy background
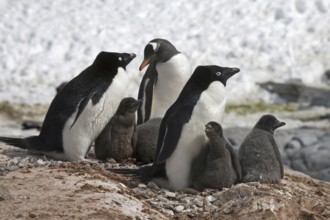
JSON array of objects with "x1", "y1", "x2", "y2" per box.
[{"x1": 0, "y1": 0, "x2": 329, "y2": 104}]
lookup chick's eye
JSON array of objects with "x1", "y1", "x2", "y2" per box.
[
  {"x1": 216, "y1": 72, "x2": 221, "y2": 76},
  {"x1": 118, "y1": 57, "x2": 122, "y2": 61}
]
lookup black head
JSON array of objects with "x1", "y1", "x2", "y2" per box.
[
  {"x1": 191, "y1": 65, "x2": 240, "y2": 89},
  {"x1": 205, "y1": 121, "x2": 224, "y2": 138},
  {"x1": 139, "y1": 38, "x2": 180, "y2": 71},
  {"x1": 93, "y1": 52, "x2": 136, "y2": 72},
  {"x1": 254, "y1": 114, "x2": 286, "y2": 134},
  {"x1": 116, "y1": 97, "x2": 142, "y2": 115}
]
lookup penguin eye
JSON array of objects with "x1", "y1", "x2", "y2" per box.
[
  {"x1": 216, "y1": 72, "x2": 222, "y2": 76},
  {"x1": 118, "y1": 57, "x2": 123, "y2": 61}
]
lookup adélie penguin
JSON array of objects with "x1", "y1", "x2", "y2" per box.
[
  {"x1": 238, "y1": 114, "x2": 285, "y2": 183},
  {"x1": 192, "y1": 122, "x2": 242, "y2": 191},
  {"x1": 137, "y1": 38, "x2": 192, "y2": 124},
  {"x1": 113, "y1": 65, "x2": 240, "y2": 191},
  {"x1": 0, "y1": 52, "x2": 136, "y2": 161}
]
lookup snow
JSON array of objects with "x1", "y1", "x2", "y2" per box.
[{"x1": 0, "y1": 0, "x2": 329, "y2": 104}]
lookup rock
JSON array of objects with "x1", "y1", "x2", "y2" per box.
[
  {"x1": 147, "y1": 181, "x2": 160, "y2": 190},
  {"x1": 36, "y1": 159, "x2": 45, "y2": 165},
  {"x1": 174, "y1": 205, "x2": 185, "y2": 212},
  {"x1": 0, "y1": 185, "x2": 11, "y2": 201},
  {"x1": 193, "y1": 196, "x2": 204, "y2": 207},
  {"x1": 258, "y1": 80, "x2": 330, "y2": 108},
  {"x1": 165, "y1": 191, "x2": 176, "y2": 198}
]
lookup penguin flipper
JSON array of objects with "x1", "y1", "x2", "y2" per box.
[
  {"x1": 70, "y1": 85, "x2": 106, "y2": 128},
  {"x1": 137, "y1": 66, "x2": 157, "y2": 124},
  {"x1": 155, "y1": 103, "x2": 192, "y2": 164}
]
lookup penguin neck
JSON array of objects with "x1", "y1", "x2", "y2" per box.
[{"x1": 89, "y1": 65, "x2": 118, "y2": 81}]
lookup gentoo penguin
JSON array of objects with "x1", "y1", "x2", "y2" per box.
[
  {"x1": 113, "y1": 65, "x2": 240, "y2": 191},
  {"x1": 135, "y1": 117, "x2": 162, "y2": 163},
  {"x1": 0, "y1": 52, "x2": 136, "y2": 161},
  {"x1": 137, "y1": 38, "x2": 191, "y2": 124},
  {"x1": 94, "y1": 97, "x2": 140, "y2": 162},
  {"x1": 238, "y1": 114, "x2": 285, "y2": 183},
  {"x1": 192, "y1": 122, "x2": 241, "y2": 191}
]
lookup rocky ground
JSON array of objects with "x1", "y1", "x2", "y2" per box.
[
  {"x1": 1, "y1": 142, "x2": 330, "y2": 219},
  {"x1": 0, "y1": 104, "x2": 330, "y2": 219}
]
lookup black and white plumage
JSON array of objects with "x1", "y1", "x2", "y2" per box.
[
  {"x1": 238, "y1": 114, "x2": 285, "y2": 183},
  {"x1": 192, "y1": 122, "x2": 242, "y2": 191},
  {"x1": 94, "y1": 97, "x2": 140, "y2": 162},
  {"x1": 137, "y1": 38, "x2": 191, "y2": 124},
  {"x1": 113, "y1": 65, "x2": 240, "y2": 191},
  {"x1": 0, "y1": 52, "x2": 136, "y2": 161}
]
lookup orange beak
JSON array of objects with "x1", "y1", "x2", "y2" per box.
[{"x1": 139, "y1": 58, "x2": 150, "y2": 71}]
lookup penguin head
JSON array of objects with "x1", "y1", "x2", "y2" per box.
[
  {"x1": 254, "y1": 114, "x2": 286, "y2": 134},
  {"x1": 205, "y1": 121, "x2": 224, "y2": 138},
  {"x1": 139, "y1": 38, "x2": 180, "y2": 70},
  {"x1": 116, "y1": 97, "x2": 142, "y2": 115},
  {"x1": 192, "y1": 65, "x2": 240, "y2": 88},
  {"x1": 94, "y1": 52, "x2": 136, "y2": 72}
]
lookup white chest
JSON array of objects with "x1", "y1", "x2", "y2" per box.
[
  {"x1": 151, "y1": 54, "x2": 191, "y2": 118},
  {"x1": 62, "y1": 67, "x2": 129, "y2": 161},
  {"x1": 165, "y1": 81, "x2": 227, "y2": 190}
]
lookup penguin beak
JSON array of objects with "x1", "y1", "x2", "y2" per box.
[
  {"x1": 132, "y1": 99, "x2": 142, "y2": 109},
  {"x1": 139, "y1": 58, "x2": 151, "y2": 71},
  {"x1": 205, "y1": 124, "x2": 213, "y2": 132},
  {"x1": 223, "y1": 67, "x2": 240, "y2": 82},
  {"x1": 123, "y1": 53, "x2": 136, "y2": 65},
  {"x1": 275, "y1": 121, "x2": 286, "y2": 129}
]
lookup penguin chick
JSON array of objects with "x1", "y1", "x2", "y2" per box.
[
  {"x1": 94, "y1": 97, "x2": 141, "y2": 162},
  {"x1": 238, "y1": 114, "x2": 285, "y2": 183},
  {"x1": 193, "y1": 122, "x2": 241, "y2": 191}
]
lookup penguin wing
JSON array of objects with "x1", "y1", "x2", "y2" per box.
[
  {"x1": 270, "y1": 137, "x2": 284, "y2": 178},
  {"x1": 137, "y1": 65, "x2": 157, "y2": 124},
  {"x1": 70, "y1": 83, "x2": 108, "y2": 128},
  {"x1": 225, "y1": 139, "x2": 242, "y2": 181},
  {"x1": 155, "y1": 101, "x2": 193, "y2": 164}
]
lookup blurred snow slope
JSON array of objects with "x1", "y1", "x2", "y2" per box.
[{"x1": 0, "y1": 0, "x2": 329, "y2": 104}]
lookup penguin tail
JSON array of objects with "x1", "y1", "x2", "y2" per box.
[{"x1": 0, "y1": 136, "x2": 40, "y2": 150}]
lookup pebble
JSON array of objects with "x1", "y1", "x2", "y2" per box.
[
  {"x1": 206, "y1": 195, "x2": 216, "y2": 203},
  {"x1": 37, "y1": 159, "x2": 45, "y2": 165},
  {"x1": 165, "y1": 191, "x2": 176, "y2": 198},
  {"x1": 193, "y1": 196, "x2": 204, "y2": 207},
  {"x1": 147, "y1": 181, "x2": 160, "y2": 190},
  {"x1": 174, "y1": 205, "x2": 185, "y2": 212},
  {"x1": 138, "y1": 183, "x2": 147, "y2": 188}
]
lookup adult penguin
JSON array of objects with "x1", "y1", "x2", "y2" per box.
[
  {"x1": 0, "y1": 52, "x2": 136, "y2": 161},
  {"x1": 137, "y1": 38, "x2": 191, "y2": 124},
  {"x1": 114, "y1": 65, "x2": 240, "y2": 191}
]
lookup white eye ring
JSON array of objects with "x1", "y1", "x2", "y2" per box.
[
  {"x1": 118, "y1": 57, "x2": 122, "y2": 61},
  {"x1": 216, "y1": 72, "x2": 221, "y2": 76}
]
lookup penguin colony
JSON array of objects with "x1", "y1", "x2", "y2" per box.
[{"x1": 0, "y1": 38, "x2": 285, "y2": 191}]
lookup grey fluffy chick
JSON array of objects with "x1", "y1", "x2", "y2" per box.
[
  {"x1": 238, "y1": 114, "x2": 285, "y2": 183},
  {"x1": 94, "y1": 97, "x2": 141, "y2": 162}
]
